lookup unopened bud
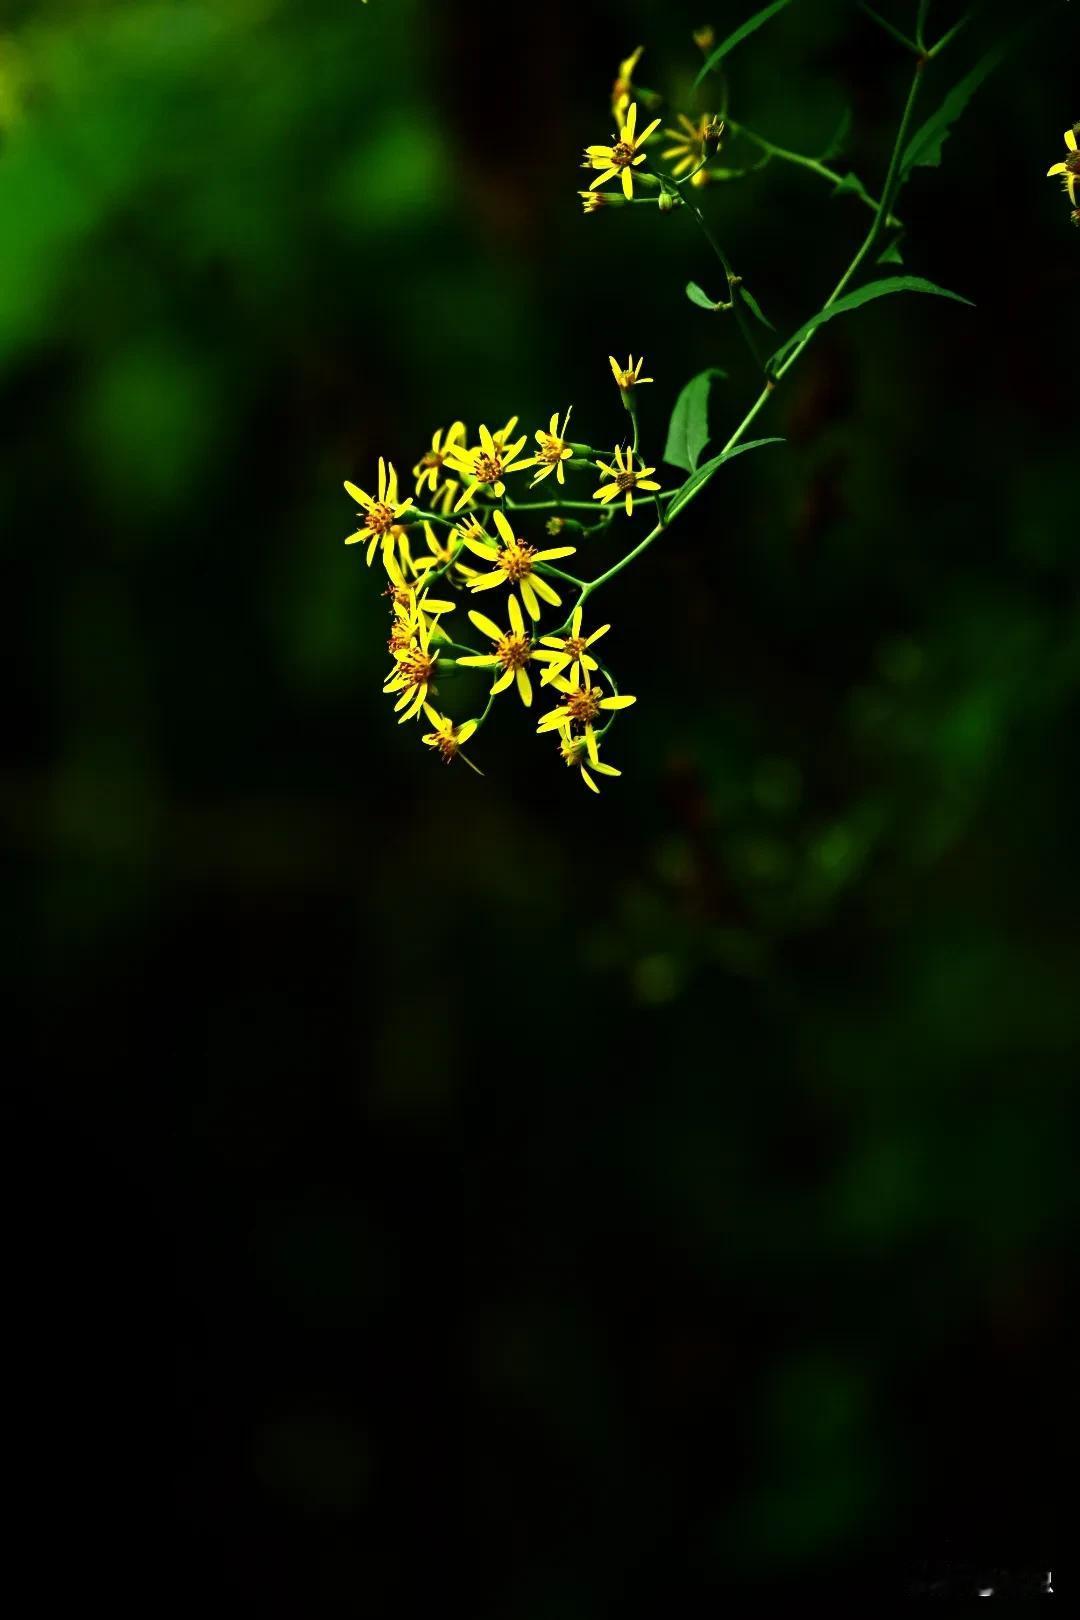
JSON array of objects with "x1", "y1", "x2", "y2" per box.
[{"x1": 658, "y1": 188, "x2": 676, "y2": 213}]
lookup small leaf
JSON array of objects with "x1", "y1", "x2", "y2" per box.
[
  {"x1": 902, "y1": 45, "x2": 1004, "y2": 173},
  {"x1": 739, "y1": 284, "x2": 775, "y2": 331},
  {"x1": 686, "y1": 280, "x2": 720, "y2": 311},
  {"x1": 831, "y1": 171, "x2": 874, "y2": 207},
  {"x1": 819, "y1": 107, "x2": 853, "y2": 163},
  {"x1": 767, "y1": 276, "x2": 973, "y2": 372},
  {"x1": 694, "y1": 0, "x2": 793, "y2": 87},
  {"x1": 877, "y1": 239, "x2": 904, "y2": 265},
  {"x1": 663, "y1": 368, "x2": 727, "y2": 473},
  {"x1": 666, "y1": 438, "x2": 784, "y2": 523}
]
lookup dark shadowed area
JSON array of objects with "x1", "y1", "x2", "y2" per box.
[{"x1": 4, "y1": 0, "x2": 1073, "y2": 1604}]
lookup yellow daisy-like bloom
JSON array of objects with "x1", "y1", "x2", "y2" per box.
[
  {"x1": 421, "y1": 705, "x2": 483, "y2": 773},
  {"x1": 344, "y1": 458, "x2": 413, "y2": 567},
  {"x1": 413, "y1": 422, "x2": 466, "y2": 499},
  {"x1": 1047, "y1": 126, "x2": 1080, "y2": 205},
  {"x1": 537, "y1": 604, "x2": 610, "y2": 686},
  {"x1": 383, "y1": 616, "x2": 439, "y2": 724},
  {"x1": 661, "y1": 113, "x2": 723, "y2": 177},
  {"x1": 611, "y1": 46, "x2": 643, "y2": 120},
  {"x1": 456, "y1": 595, "x2": 541, "y2": 707},
  {"x1": 409, "y1": 520, "x2": 480, "y2": 586},
  {"x1": 585, "y1": 101, "x2": 661, "y2": 201},
  {"x1": 384, "y1": 555, "x2": 455, "y2": 649},
  {"x1": 558, "y1": 725, "x2": 622, "y2": 794},
  {"x1": 463, "y1": 508, "x2": 577, "y2": 622},
  {"x1": 592, "y1": 445, "x2": 662, "y2": 516},
  {"x1": 579, "y1": 189, "x2": 610, "y2": 214},
  {"x1": 536, "y1": 662, "x2": 637, "y2": 738},
  {"x1": 608, "y1": 353, "x2": 653, "y2": 391},
  {"x1": 445, "y1": 423, "x2": 530, "y2": 510},
  {"x1": 530, "y1": 407, "x2": 574, "y2": 487}
]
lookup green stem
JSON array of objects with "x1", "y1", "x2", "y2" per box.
[
  {"x1": 682, "y1": 189, "x2": 764, "y2": 371},
  {"x1": 725, "y1": 117, "x2": 901, "y2": 226}
]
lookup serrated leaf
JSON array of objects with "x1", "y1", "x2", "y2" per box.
[
  {"x1": 686, "y1": 280, "x2": 720, "y2": 311},
  {"x1": 694, "y1": 0, "x2": 793, "y2": 87},
  {"x1": 819, "y1": 107, "x2": 853, "y2": 163},
  {"x1": 767, "y1": 276, "x2": 973, "y2": 372},
  {"x1": 663, "y1": 368, "x2": 727, "y2": 473},
  {"x1": 666, "y1": 438, "x2": 785, "y2": 523},
  {"x1": 739, "y1": 284, "x2": 775, "y2": 331},
  {"x1": 902, "y1": 46, "x2": 1004, "y2": 173}
]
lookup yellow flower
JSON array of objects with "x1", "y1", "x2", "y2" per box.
[
  {"x1": 579, "y1": 189, "x2": 611, "y2": 214},
  {"x1": 585, "y1": 101, "x2": 661, "y2": 201},
  {"x1": 557, "y1": 726, "x2": 622, "y2": 793},
  {"x1": 693, "y1": 25, "x2": 716, "y2": 52},
  {"x1": 421, "y1": 706, "x2": 483, "y2": 773},
  {"x1": 611, "y1": 46, "x2": 643, "y2": 119},
  {"x1": 383, "y1": 616, "x2": 439, "y2": 724},
  {"x1": 661, "y1": 113, "x2": 723, "y2": 177},
  {"x1": 1047, "y1": 126, "x2": 1080, "y2": 205},
  {"x1": 536, "y1": 604, "x2": 611, "y2": 686},
  {"x1": 384, "y1": 555, "x2": 455, "y2": 650},
  {"x1": 344, "y1": 458, "x2": 413, "y2": 566},
  {"x1": 410, "y1": 520, "x2": 477, "y2": 585},
  {"x1": 536, "y1": 662, "x2": 637, "y2": 738},
  {"x1": 456, "y1": 595, "x2": 541, "y2": 706},
  {"x1": 444, "y1": 422, "x2": 530, "y2": 510},
  {"x1": 489, "y1": 416, "x2": 522, "y2": 455},
  {"x1": 530, "y1": 407, "x2": 574, "y2": 486},
  {"x1": 608, "y1": 353, "x2": 653, "y2": 391},
  {"x1": 463, "y1": 508, "x2": 577, "y2": 621},
  {"x1": 412, "y1": 422, "x2": 466, "y2": 500},
  {"x1": 592, "y1": 445, "x2": 662, "y2": 516}
]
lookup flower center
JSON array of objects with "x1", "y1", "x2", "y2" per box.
[
  {"x1": 420, "y1": 450, "x2": 444, "y2": 470},
  {"x1": 497, "y1": 539, "x2": 537, "y2": 580},
  {"x1": 399, "y1": 647, "x2": 437, "y2": 688},
  {"x1": 434, "y1": 734, "x2": 459, "y2": 763},
  {"x1": 565, "y1": 687, "x2": 602, "y2": 724},
  {"x1": 615, "y1": 471, "x2": 637, "y2": 491},
  {"x1": 560, "y1": 735, "x2": 587, "y2": 768},
  {"x1": 474, "y1": 453, "x2": 503, "y2": 485},
  {"x1": 495, "y1": 632, "x2": 532, "y2": 671},
  {"x1": 538, "y1": 438, "x2": 564, "y2": 464},
  {"x1": 368, "y1": 502, "x2": 396, "y2": 534},
  {"x1": 562, "y1": 635, "x2": 587, "y2": 661},
  {"x1": 611, "y1": 140, "x2": 635, "y2": 166},
  {"x1": 1066, "y1": 152, "x2": 1080, "y2": 174}
]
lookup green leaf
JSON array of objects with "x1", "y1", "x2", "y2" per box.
[
  {"x1": 739, "y1": 284, "x2": 775, "y2": 331},
  {"x1": 877, "y1": 239, "x2": 904, "y2": 265},
  {"x1": 686, "y1": 280, "x2": 720, "y2": 311},
  {"x1": 694, "y1": 0, "x2": 793, "y2": 87},
  {"x1": 819, "y1": 107, "x2": 853, "y2": 162},
  {"x1": 831, "y1": 171, "x2": 874, "y2": 208},
  {"x1": 663, "y1": 368, "x2": 727, "y2": 473},
  {"x1": 901, "y1": 46, "x2": 1004, "y2": 173},
  {"x1": 666, "y1": 438, "x2": 785, "y2": 523},
  {"x1": 767, "y1": 276, "x2": 973, "y2": 371}
]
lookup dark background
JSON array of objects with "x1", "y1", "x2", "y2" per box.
[{"x1": 4, "y1": 0, "x2": 1074, "y2": 1604}]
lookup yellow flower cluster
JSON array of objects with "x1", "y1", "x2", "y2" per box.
[
  {"x1": 343, "y1": 363, "x2": 658, "y2": 790},
  {"x1": 580, "y1": 48, "x2": 726, "y2": 214},
  {"x1": 1047, "y1": 125, "x2": 1080, "y2": 226}
]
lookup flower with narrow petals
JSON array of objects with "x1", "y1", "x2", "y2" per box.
[
  {"x1": 608, "y1": 353, "x2": 653, "y2": 391},
  {"x1": 384, "y1": 554, "x2": 455, "y2": 650},
  {"x1": 455, "y1": 595, "x2": 542, "y2": 706},
  {"x1": 383, "y1": 616, "x2": 439, "y2": 723},
  {"x1": 411, "y1": 520, "x2": 479, "y2": 586},
  {"x1": 585, "y1": 102, "x2": 661, "y2": 201},
  {"x1": 611, "y1": 46, "x2": 643, "y2": 119},
  {"x1": 661, "y1": 113, "x2": 723, "y2": 177},
  {"x1": 412, "y1": 421, "x2": 466, "y2": 502},
  {"x1": 344, "y1": 459, "x2": 413, "y2": 567},
  {"x1": 1047, "y1": 125, "x2": 1080, "y2": 205},
  {"x1": 558, "y1": 726, "x2": 622, "y2": 793},
  {"x1": 463, "y1": 508, "x2": 577, "y2": 621},
  {"x1": 444, "y1": 423, "x2": 530, "y2": 510},
  {"x1": 592, "y1": 445, "x2": 662, "y2": 516},
  {"x1": 421, "y1": 706, "x2": 483, "y2": 773},
  {"x1": 579, "y1": 189, "x2": 612, "y2": 214},
  {"x1": 536, "y1": 662, "x2": 637, "y2": 740},
  {"x1": 536, "y1": 605, "x2": 611, "y2": 686},
  {"x1": 530, "y1": 407, "x2": 574, "y2": 486}
]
